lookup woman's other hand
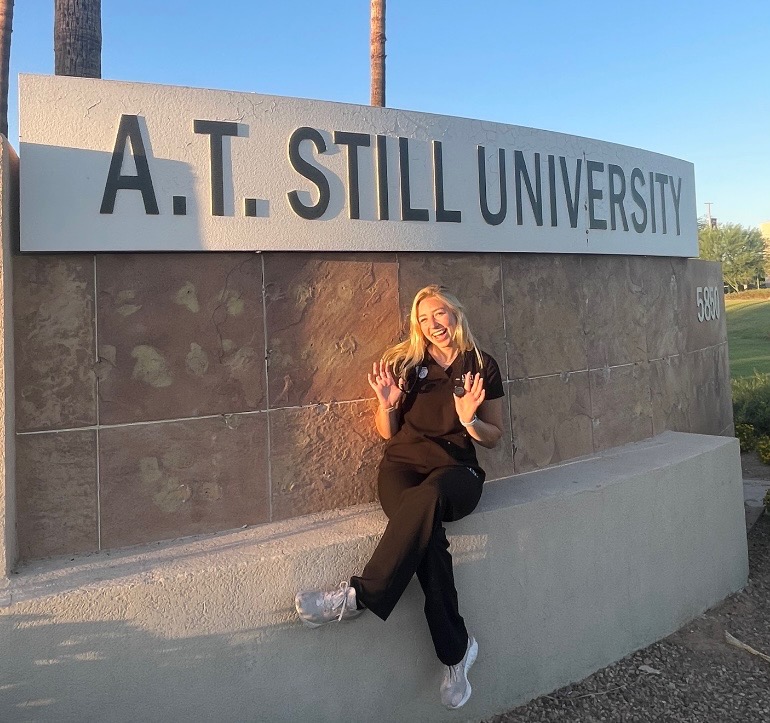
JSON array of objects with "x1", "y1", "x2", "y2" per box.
[
  {"x1": 369, "y1": 361, "x2": 404, "y2": 440},
  {"x1": 454, "y1": 372, "x2": 485, "y2": 424},
  {"x1": 367, "y1": 360, "x2": 404, "y2": 410},
  {"x1": 454, "y1": 373, "x2": 503, "y2": 448}
]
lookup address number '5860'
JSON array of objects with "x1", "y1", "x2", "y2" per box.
[{"x1": 696, "y1": 286, "x2": 720, "y2": 322}]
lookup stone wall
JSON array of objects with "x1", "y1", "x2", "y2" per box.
[{"x1": 12, "y1": 251, "x2": 731, "y2": 561}]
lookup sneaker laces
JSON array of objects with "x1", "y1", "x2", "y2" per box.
[
  {"x1": 446, "y1": 662, "x2": 462, "y2": 683},
  {"x1": 327, "y1": 581, "x2": 352, "y2": 622}
]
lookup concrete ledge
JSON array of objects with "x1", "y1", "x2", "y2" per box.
[{"x1": 0, "y1": 431, "x2": 748, "y2": 722}]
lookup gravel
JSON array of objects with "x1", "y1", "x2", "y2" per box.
[{"x1": 485, "y1": 513, "x2": 770, "y2": 723}]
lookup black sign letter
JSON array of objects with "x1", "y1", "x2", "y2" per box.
[
  {"x1": 514, "y1": 151, "x2": 543, "y2": 226},
  {"x1": 376, "y1": 135, "x2": 389, "y2": 220},
  {"x1": 608, "y1": 164, "x2": 629, "y2": 231},
  {"x1": 669, "y1": 175, "x2": 682, "y2": 236},
  {"x1": 630, "y1": 168, "x2": 647, "y2": 233},
  {"x1": 334, "y1": 131, "x2": 371, "y2": 220},
  {"x1": 399, "y1": 137, "x2": 429, "y2": 221},
  {"x1": 100, "y1": 114, "x2": 159, "y2": 215},
  {"x1": 433, "y1": 141, "x2": 461, "y2": 223},
  {"x1": 654, "y1": 173, "x2": 669, "y2": 234},
  {"x1": 649, "y1": 171, "x2": 657, "y2": 233},
  {"x1": 587, "y1": 160, "x2": 607, "y2": 230},
  {"x1": 287, "y1": 127, "x2": 331, "y2": 220},
  {"x1": 560, "y1": 157, "x2": 582, "y2": 229},
  {"x1": 478, "y1": 146, "x2": 507, "y2": 226},
  {"x1": 193, "y1": 120, "x2": 239, "y2": 216}
]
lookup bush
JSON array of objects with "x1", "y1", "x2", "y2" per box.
[
  {"x1": 727, "y1": 288, "x2": 770, "y2": 301},
  {"x1": 757, "y1": 436, "x2": 770, "y2": 465},
  {"x1": 732, "y1": 373, "x2": 770, "y2": 437},
  {"x1": 735, "y1": 423, "x2": 758, "y2": 452}
]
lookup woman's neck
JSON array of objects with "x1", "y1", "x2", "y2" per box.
[{"x1": 428, "y1": 345, "x2": 459, "y2": 369}]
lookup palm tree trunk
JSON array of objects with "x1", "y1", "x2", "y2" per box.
[
  {"x1": 54, "y1": 0, "x2": 101, "y2": 78},
  {"x1": 370, "y1": 0, "x2": 385, "y2": 107},
  {"x1": 0, "y1": 0, "x2": 13, "y2": 138}
]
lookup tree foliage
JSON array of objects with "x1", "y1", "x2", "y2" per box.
[{"x1": 698, "y1": 222, "x2": 765, "y2": 293}]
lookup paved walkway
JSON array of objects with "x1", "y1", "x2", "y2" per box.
[{"x1": 486, "y1": 480, "x2": 770, "y2": 723}]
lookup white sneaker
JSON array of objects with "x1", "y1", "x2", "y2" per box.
[
  {"x1": 440, "y1": 635, "x2": 478, "y2": 709},
  {"x1": 295, "y1": 581, "x2": 363, "y2": 628}
]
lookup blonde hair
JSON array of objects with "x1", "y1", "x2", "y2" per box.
[{"x1": 382, "y1": 285, "x2": 482, "y2": 379}]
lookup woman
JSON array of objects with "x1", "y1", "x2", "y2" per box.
[{"x1": 295, "y1": 284, "x2": 505, "y2": 710}]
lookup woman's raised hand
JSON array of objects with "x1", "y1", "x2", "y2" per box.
[
  {"x1": 454, "y1": 372, "x2": 486, "y2": 424},
  {"x1": 367, "y1": 360, "x2": 404, "y2": 409}
]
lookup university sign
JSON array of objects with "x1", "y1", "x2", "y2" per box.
[{"x1": 19, "y1": 74, "x2": 697, "y2": 255}]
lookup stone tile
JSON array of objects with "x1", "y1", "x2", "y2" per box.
[
  {"x1": 100, "y1": 414, "x2": 269, "y2": 549},
  {"x1": 590, "y1": 362, "x2": 654, "y2": 452},
  {"x1": 97, "y1": 254, "x2": 265, "y2": 425},
  {"x1": 582, "y1": 256, "x2": 647, "y2": 368},
  {"x1": 263, "y1": 253, "x2": 400, "y2": 407},
  {"x1": 713, "y1": 343, "x2": 734, "y2": 435},
  {"x1": 16, "y1": 430, "x2": 98, "y2": 560},
  {"x1": 14, "y1": 255, "x2": 96, "y2": 431},
  {"x1": 688, "y1": 344, "x2": 733, "y2": 436},
  {"x1": 630, "y1": 256, "x2": 688, "y2": 360},
  {"x1": 509, "y1": 373, "x2": 593, "y2": 474},
  {"x1": 397, "y1": 253, "x2": 506, "y2": 377},
  {"x1": 677, "y1": 259, "x2": 727, "y2": 353},
  {"x1": 269, "y1": 400, "x2": 384, "y2": 521},
  {"x1": 502, "y1": 254, "x2": 587, "y2": 379},
  {"x1": 649, "y1": 354, "x2": 693, "y2": 435}
]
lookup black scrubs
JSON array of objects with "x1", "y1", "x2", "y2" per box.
[{"x1": 350, "y1": 349, "x2": 505, "y2": 666}]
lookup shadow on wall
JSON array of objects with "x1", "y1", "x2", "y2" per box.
[
  {"x1": 1, "y1": 501, "x2": 493, "y2": 720},
  {"x1": 0, "y1": 612, "x2": 294, "y2": 721},
  {"x1": 21, "y1": 126, "x2": 207, "y2": 252},
  {"x1": 0, "y1": 609, "x2": 435, "y2": 722},
  {"x1": 0, "y1": 555, "x2": 485, "y2": 721},
  {"x1": 9, "y1": 506, "x2": 380, "y2": 605}
]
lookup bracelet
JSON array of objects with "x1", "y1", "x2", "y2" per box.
[
  {"x1": 380, "y1": 405, "x2": 397, "y2": 413},
  {"x1": 460, "y1": 414, "x2": 478, "y2": 427}
]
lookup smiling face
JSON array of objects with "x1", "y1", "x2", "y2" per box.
[{"x1": 417, "y1": 295, "x2": 458, "y2": 351}]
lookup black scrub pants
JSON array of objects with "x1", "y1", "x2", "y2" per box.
[{"x1": 350, "y1": 461, "x2": 484, "y2": 666}]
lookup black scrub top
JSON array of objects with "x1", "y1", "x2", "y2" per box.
[{"x1": 383, "y1": 349, "x2": 505, "y2": 474}]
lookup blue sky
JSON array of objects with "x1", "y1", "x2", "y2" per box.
[{"x1": 8, "y1": 0, "x2": 769, "y2": 228}]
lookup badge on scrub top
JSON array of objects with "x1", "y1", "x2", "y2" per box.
[{"x1": 418, "y1": 366, "x2": 428, "y2": 379}]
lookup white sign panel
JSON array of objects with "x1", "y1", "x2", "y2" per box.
[{"x1": 19, "y1": 74, "x2": 697, "y2": 255}]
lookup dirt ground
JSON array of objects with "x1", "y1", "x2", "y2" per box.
[{"x1": 741, "y1": 450, "x2": 770, "y2": 480}]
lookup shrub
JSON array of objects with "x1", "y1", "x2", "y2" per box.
[
  {"x1": 735, "y1": 423, "x2": 758, "y2": 452},
  {"x1": 732, "y1": 373, "x2": 770, "y2": 437},
  {"x1": 727, "y1": 288, "x2": 770, "y2": 301},
  {"x1": 757, "y1": 436, "x2": 770, "y2": 465}
]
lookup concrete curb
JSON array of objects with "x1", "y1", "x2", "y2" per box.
[{"x1": 744, "y1": 478, "x2": 769, "y2": 531}]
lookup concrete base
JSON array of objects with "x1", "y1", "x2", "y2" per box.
[{"x1": 0, "y1": 431, "x2": 747, "y2": 722}]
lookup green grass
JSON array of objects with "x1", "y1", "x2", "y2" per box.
[{"x1": 726, "y1": 296, "x2": 770, "y2": 378}]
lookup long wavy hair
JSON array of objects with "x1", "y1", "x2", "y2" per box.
[{"x1": 381, "y1": 285, "x2": 483, "y2": 380}]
